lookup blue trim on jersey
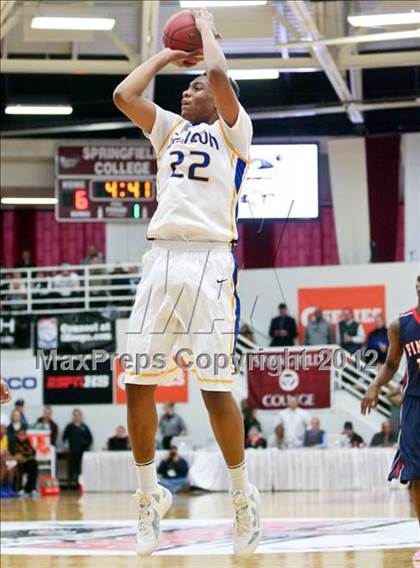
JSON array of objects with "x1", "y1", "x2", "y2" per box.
[
  {"x1": 234, "y1": 158, "x2": 247, "y2": 192},
  {"x1": 232, "y1": 253, "x2": 241, "y2": 353}
]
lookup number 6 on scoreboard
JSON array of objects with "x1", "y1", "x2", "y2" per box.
[{"x1": 74, "y1": 189, "x2": 89, "y2": 210}]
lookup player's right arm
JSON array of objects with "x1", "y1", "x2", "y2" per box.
[
  {"x1": 361, "y1": 319, "x2": 403, "y2": 415},
  {"x1": 113, "y1": 48, "x2": 200, "y2": 133}
]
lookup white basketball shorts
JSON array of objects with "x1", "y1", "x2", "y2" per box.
[{"x1": 124, "y1": 240, "x2": 240, "y2": 392}]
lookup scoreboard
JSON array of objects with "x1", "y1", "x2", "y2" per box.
[{"x1": 55, "y1": 144, "x2": 158, "y2": 222}]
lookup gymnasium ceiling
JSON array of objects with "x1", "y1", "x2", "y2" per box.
[{"x1": 1, "y1": 0, "x2": 419, "y2": 138}]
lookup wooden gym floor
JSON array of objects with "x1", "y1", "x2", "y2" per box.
[{"x1": 1, "y1": 489, "x2": 418, "y2": 567}]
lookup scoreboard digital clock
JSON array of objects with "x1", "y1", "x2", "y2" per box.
[
  {"x1": 55, "y1": 144, "x2": 158, "y2": 222},
  {"x1": 91, "y1": 180, "x2": 153, "y2": 201}
]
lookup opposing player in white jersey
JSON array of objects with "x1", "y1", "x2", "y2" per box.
[{"x1": 113, "y1": 7, "x2": 260, "y2": 558}]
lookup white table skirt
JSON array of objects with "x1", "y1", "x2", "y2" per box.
[{"x1": 81, "y1": 448, "x2": 402, "y2": 493}]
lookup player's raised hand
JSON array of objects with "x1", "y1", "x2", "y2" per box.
[
  {"x1": 191, "y1": 7, "x2": 222, "y2": 39},
  {"x1": 164, "y1": 47, "x2": 202, "y2": 68},
  {"x1": 361, "y1": 383, "x2": 380, "y2": 415}
]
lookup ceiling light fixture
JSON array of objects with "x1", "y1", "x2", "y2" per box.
[
  {"x1": 1, "y1": 198, "x2": 58, "y2": 206},
  {"x1": 31, "y1": 17, "x2": 115, "y2": 31},
  {"x1": 184, "y1": 69, "x2": 279, "y2": 79},
  {"x1": 5, "y1": 105, "x2": 73, "y2": 115},
  {"x1": 180, "y1": 1, "x2": 267, "y2": 8},
  {"x1": 228, "y1": 69, "x2": 279, "y2": 80},
  {"x1": 348, "y1": 12, "x2": 420, "y2": 27}
]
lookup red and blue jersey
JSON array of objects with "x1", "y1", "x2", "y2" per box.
[{"x1": 400, "y1": 307, "x2": 420, "y2": 397}]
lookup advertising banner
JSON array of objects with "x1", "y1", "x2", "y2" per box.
[
  {"x1": 36, "y1": 313, "x2": 115, "y2": 355},
  {"x1": 247, "y1": 347, "x2": 332, "y2": 409},
  {"x1": 0, "y1": 315, "x2": 31, "y2": 349},
  {"x1": 298, "y1": 285, "x2": 386, "y2": 343},
  {"x1": 2, "y1": 353, "x2": 43, "y2": 406},
  {"x1": 43, "y1": 359, "x2": 113, "y2": 405},
  {"x1": 114, "y1": 357, "x2": 189, "y2": 404}
]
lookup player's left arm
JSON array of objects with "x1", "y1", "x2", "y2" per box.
[
  {"x1": 361, "y1": 319, "x2": 403, "y2": 415},
  {"x1": 193, "y1": 8, "x2": 239, "y2": 126}
]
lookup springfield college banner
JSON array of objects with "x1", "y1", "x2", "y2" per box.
[{"x1": 247, "y1": 347, "x2": 332, "y2": 409}]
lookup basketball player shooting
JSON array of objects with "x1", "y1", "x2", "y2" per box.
[
  {"x1": 361, "y1": 275, "x2": 420, "y2": 560},
  {"x1": 113, "y1": 7, "x2": 260, "y2": 557}
]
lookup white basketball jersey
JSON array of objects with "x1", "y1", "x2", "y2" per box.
[{"x1": 143, "y1": 103, "x2": 253, "y2": 242}]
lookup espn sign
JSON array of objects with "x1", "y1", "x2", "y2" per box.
[{"x1": 44, "y1": 361, "x2": 112, "y2": 405}]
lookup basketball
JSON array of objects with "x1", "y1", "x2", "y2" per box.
[
  {"x1": 1, "y1": 2, "x2": 419, "y2": 568},
  {"x1": 162, "y1": 10, "x2": 203, "y2": 52}
]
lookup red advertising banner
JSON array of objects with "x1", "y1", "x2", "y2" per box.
[
  {"x1": 298, "y1": 285, "x2": 386, "y2": 344},
  {"x1": 114, "y1": 358, "x2": 189, "y2": 404},
  {"x1": 247, "y1": 347, "x2": 332, "y2": 409}
]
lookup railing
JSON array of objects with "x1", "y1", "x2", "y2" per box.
[{"x1": 0, "y1": 262, "x2": 142, "y2": 315}]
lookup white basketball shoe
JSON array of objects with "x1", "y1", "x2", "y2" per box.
[
  {"x1": 133, "y1": 484, "x2": 173, "y2": 556},
  {"x1": 231, "y1": 483, "x2": 261, "y2": 556}
]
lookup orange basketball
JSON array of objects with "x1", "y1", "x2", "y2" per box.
[{"x1": 162, "y1": 10, "x2": 203, "y2": 52}]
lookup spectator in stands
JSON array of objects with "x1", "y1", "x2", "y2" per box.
[
  {"x1": 269, "y1": 303, "x2": 297, "y2": 347},
  {"x1": 16, "y1": 249, "x2": 35, "y2": 269},
  {"x1": 110, "y1": 264, "x2": 130, "y2": 299},
  {"x1": 268, "y1": 424, "x2": 286, "y2": 449},
  {"x1": 159, "y1": 403, "x2": 187, "y2": 450},
  {"x1": 35, "y1": 406, "x2": 59, "y2": 446},
  {"x1": 243, "y1": 406, "x2": 262, "y2": 438},
  {"x1": 245, "y1": 427, "x2": 267, "y2": 449},
  {"x1": 304, "y1": 308, "x2": 333, "y2": 346},
  {"x1": 128, "y1": 265, "x2": 140, "y2": 294},
  {"x1": 370, "y1": 420, "x2": 397, "y2": 447},
  {"x1": 342, "y1": 421, "x2": 364, "y2": 448},
  {"x1": 107, "y1": 425, "x2": 130, "y2": 451},
  {"x1": 0, "y1": 423, "x2": 18, "y2": 497},
  {"x1": 276, "y1": 395, "x2": 310, "y2": 448},
  {"x1": 62, "y1": 409, "x2": 93, "y2": 489},
  {"x1": 7, "y1": 409, "x2": 26, "y2": 451},
  {"x1": 365, "y1": 315, "x2": 389, "y2": 366},
  {"x1": 239, "y1": 323, "x2": 256, "y2": 344},
  {"x1": 6, "y1": 271, "x2": 27, "y2": 310},
  {"x1": 337, "y1": 308, "x2": 365, "y2": 355},
  {"x1": 14, "y1": 399, "x2": 28, "y2": 428},
  {"x1": 157, "y1": 446, "x2": 189, "y2": 493},
  {"x1": 32, "y1": 270, "x2": 51, "y2": 309},
  {"x1": 13, "y1": 429, "x2": 38, "y2": 495},
  {"x1": 88, "y1": 254, "x2": 109, "y2": 308},
  {"x1": 50, "y1": 263, "x2": 80, "y2": 300},
  {"x1": 82, "y1": 244, "x2": 105, "y2": 265},
  {"x1": 304, "y1": 417, "x2": 327, "y2": 448}
]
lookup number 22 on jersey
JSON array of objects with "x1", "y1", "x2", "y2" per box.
[{"x1": 169, "y1": 150, "x2": 210, "y2": 182}]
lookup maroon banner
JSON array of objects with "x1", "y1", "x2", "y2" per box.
[
  {"x1": 247, "y1": 348, "x2": 332, "y2": 409},
  {"x1": 57, "y1": 144, "x2": 157, "y2": 176}
]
